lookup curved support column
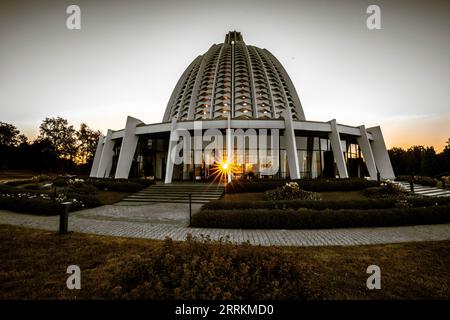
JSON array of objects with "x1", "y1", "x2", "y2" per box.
[
  {"x1": 366, "y1": 126, "x2": 395, "y2": 179},
  {"x1": 328, "y1": 119, "x2": 349, "y2": 178},
  {"x1": 89, "y1": 134, "x2": 105, "y2": 177},
  {"x1": 114, "y1": 116, "x2": 143, "y2": 179},
  {"x1": 357, "y1": 125, "x2": 377, "y2": 180},
  {"x1": 165, "y1": 118, "x2": 178, "y2": 184},
  {"x1": 96, "y1": 130, "x2": 115, "y2": 178},
  {"x1": 283, "y1": 109, "x2": 300, "y2": 179}
]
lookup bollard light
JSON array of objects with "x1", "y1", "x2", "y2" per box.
[
  {"x1": 189, "y1": 193, "x2": 192, "y2": 227},
  {"x1": 59, "y1": 201, "x2": 71, "y2": 234}
]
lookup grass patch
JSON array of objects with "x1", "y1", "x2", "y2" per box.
[{"x1": 0, "y1": 224, "x2": 449, "y2": 299}]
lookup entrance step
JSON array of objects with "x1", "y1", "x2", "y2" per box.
[
  {"x1": 394, "y1": 181, "x2": 450, "y2": 197},
  {"x1": 121, "y1": 183, "x2": 225, "y2": 204}
]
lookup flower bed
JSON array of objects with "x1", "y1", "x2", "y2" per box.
[
  {"x1": 225, "y1": 178, "x2": 380, "y2": 193},
  {"x1": 265, "y1": 182, "x2": 321, "y2": 201}
]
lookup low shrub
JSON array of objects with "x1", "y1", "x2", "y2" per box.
[
  {"x1": 265, "y1": 182, "x2": 321, "y2": 201},
  {"x1": 19, "y1": 184, "x2": 44, "y2": 191},
  {"x1": 203, "y1": 199, "x2": 396, "y2": 211},
  {"x1": 192, "y1": 206, "x2": 450, "y2": 229},
  {"x1": 31, "y1": 174, "x2": 52, "y2": 182},
  {"x1": 66, "y1": 180, "x2": 98, "y2": 195},
  {"x1": 87, "y1": 178, "x2": 154, "y2": 187},
  {"x1": 0, "y1": 197, "x2": 62, "y2": 215},
  {"x1": 52, "y1": 177, "x2": 69, "y2": 187},
  {"x1": 202, "y1": 197, "x2": 450, "y2": 211},
  {"x1": 362, "y1": 182, "x2": 405, "y2": 198},
  {"x1": 90, "y1": 180, "x2": 144, "y2": 193},
  {"x1": 0, "y1": 184, "x2": 50, "y2": 195},
  {"x1": 226, "y1": 178, "x2": 380, "y2": 193},
  {"x1": 66, "y1": 193, "x2": 101, "y2": 208},
  {"x1": 103, "y1": 236, "x2": 310, "y2": 299},
  {"x1": 4, "y1": 179, "x2": 34, "y2": 187}
]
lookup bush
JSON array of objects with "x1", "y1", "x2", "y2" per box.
[
  {"x1": 363, "y1": 182, "x2": 405, "y2": 198},
  {"x1": 90, "y1": 180, "x2": 144, "y2": 193},
  {"x1": 103, "y1": 236, "x2": 310, "y2": 299},
  {"x1": 202, "y1": 197, "x2": 450, "y2": 211},
  {"x1": 66, "y1": 181, "x2": 98, "y2": 195},
  {"x1": 192, "y1": 206, "x2": 450, "y2": 229},
  {"x1": 202, "y1": 199, "x2": 396, "y2": 211},
  {"x1": 52, "y1": 177, "x2": 69, "y2": 187},
  {"x1": 4, "y1": 179, "x2": 34, "y2": 187},
  {"x1": 19, "y1": 184, "x2": 44, "y2": 191},
  {"x1": 0, "y1": 197, "x2": 62, "y2": 215},
  {"x1": 226, "y1": 178, "x2": 380, "y2": 193},
  {"x1": 31, "y1": 174, "x2": 52, "y2": 182},
  {"x1": 66, "y1": 193, "x2": 101, "y2": 208},
  {"x1": 265, "y1": 182, "x2": 321, "y2": 201},
  {"x1": 0, "y1": 184, "x2": 50, "y2": 195}
]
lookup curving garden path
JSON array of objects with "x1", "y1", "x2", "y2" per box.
[{"x1": 1, "y1": 202, "x2": 450, "y2": 246}]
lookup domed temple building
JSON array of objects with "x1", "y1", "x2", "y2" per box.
[{"x1": 89, "y1": 31, "x2": 395, "y2": 183}]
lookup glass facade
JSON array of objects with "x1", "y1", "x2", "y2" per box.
[{"x1": 113, "y1": 132, "x2": 371, "y2": 181}]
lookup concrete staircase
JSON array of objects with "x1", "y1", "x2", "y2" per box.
[
  {"x1": 121, "y1": 183, "x2": 225, "y2": 204},
  {"x1": 395, "y1": 181, "x2": 450, "y2": 197}
]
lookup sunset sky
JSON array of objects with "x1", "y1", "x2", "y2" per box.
[{"x1": 0, "y1": 0, "x2": 449, "y2": 151}]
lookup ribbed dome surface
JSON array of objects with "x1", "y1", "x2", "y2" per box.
[{"x1": 163, "y1": 31, "x2": 305, "y2": 122}]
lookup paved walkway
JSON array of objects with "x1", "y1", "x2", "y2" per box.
[{"x1": 1, "y1": 206, "x2": 450, "y2": 246}]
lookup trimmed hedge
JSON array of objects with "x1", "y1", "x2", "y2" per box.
[
  {"x1": 53, "y1": 177, "x2": 155, "y2": 191},
  {"x1": 0, "y1": 197, "x2": 63, "y2": 216},
  {"x1": 225, "y1": 178, "x2": 380, "y2": 193},
  {"x1": 202, "y1": 197, "x2": 450, "y2": 211},
  {"x1": 90, "y1": 181, "x2": 144, "y2": 193},
  {"x1": 66, "y1": 193, "x2": 102, "y2": 208},
  {"x1": 202, "y1": 199, "x2": 396, "y2": 211},
  {"x1": 4, "y1": 179, "x2": 34, "y2": 187},
  {"x1": 0, "y1": 184, "x2": 50, "y2": 195},
  {"x1": 192, "y1": 205, "x2": 450, "y2": 229}
]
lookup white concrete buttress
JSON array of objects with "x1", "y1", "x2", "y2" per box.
[
  {"x1": 357, "y1": 125, "x2": 378, "y2": 180},
  {"x1": 328, "y1": 119, "x2": 349, "y2": 178},
  {"x1": 366, "y1": 126, "x2": 395, "y2": 179},
  {"x1": 96, "y1": 129, "x2": 115, "y2": 178},
  {"x1": 89, "y1": 134, "x2": 104, "y2": 178},
  {"x1": 114, "y1": 116, "x2": 144, "y2": 179},
  {"x1": 164, "y1": 118, "x2": 178, "y2": 184},
  {"x1": 282, "y1": 109, "x2": 300, "y2": 179}
]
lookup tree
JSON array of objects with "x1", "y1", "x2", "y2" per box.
[
  {"x1": 388, "y1": 147, "x2": 407, "y2": 176},
  {"x1": 406, "y1": 146, "x2": 425, "y2": 174},
  {"x1": 76, "y1": 123, "x2": 101, "y2": 164},
  {"x1": 421, "y1": 146, "x2": 440, "y2": 176},
  {"x1": 0, "y1": 122, "x2": 20, "y2": 146},
  {"x1": 38, "y1": 117, "x2": 78, "y2": 161}
]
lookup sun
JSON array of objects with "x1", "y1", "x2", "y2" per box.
[
  {"x1": 221, "y1": 162, "x2": 229, "y2": 171},
  {"x1": 209, "y1": 159, "x2": 235, "y2": 184}
]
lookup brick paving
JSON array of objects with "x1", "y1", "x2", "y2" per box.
[{"x1": 1, "y1": 208, "x2": 450, "y2": 246}]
